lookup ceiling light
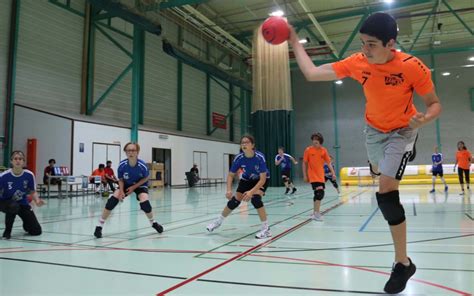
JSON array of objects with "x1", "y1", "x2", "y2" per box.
[
  {"x1": 462, "y1": 64, "x2": 474, "y2": 68},
  {"x1": 441, "y1": 72, "x2": 450, "y2": 76},
  {"x1": 384, "y1": 0, "x2": 394, "y2": 3},
  {"x1": 468, "y1": 56, "x2": 474, "y2": 62},
  {"x1": 396, "y1": 48, "x2": 402, "y2": 52},
  {"x1": 299, "y1": 38, "x2": 309, "y2": 44},
  {"x1": 269, "y1": 10, "x2": 284, "y2": 17},
  {"x1": 335, "y1": 80, "x2": 343, "y2": 85}
]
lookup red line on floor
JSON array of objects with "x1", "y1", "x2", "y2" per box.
[
  {"x1": 250, "y1": 254, "x2": 472, "y2": 296},
  {"x1": 156, "y1": 196, "x2": 354, "y2": 295}
]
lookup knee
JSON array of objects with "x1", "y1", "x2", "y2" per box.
[
  {"x1": 4, "y1": 201, "x2": 20, "y2": 214},
  {"x1": 250, "y1": 195, "x2": 264, "y2": 209},
  {"x1": 28, "y1": 226, "x2": 42, "y2": 236},
  {"x1": 139, "y1": 200, "x2": 152, "y2": 214},
  {"x1": 313, "y1": 188, "x2": 324, "y2": 201},
  {"x1": 105, "y1": 196, "x2": 120, "y2": 211},
  {"x1": 376, "y1": 190, "x2": 405, "y2": 226},
  {"x1": 226, "y1": 196, "x2": 241, "y2": 210}
]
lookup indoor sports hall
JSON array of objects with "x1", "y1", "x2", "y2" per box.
[{"x1": 0, "y1": 1, "x2": 472, "y2": 295}]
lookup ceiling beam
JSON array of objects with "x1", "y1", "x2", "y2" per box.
[
  {"x1": 159, "y1": 0, "x2": 209, "y2": 10},
  {"x1": 297, "y1": 0, "x2": 339, "y2": 58},
  {"x1": 235, "y1": 0, "x2": 433, "y2": 39}
]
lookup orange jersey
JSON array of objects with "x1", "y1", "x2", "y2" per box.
[
  {"x1": 303, "y1": 146, "x2": 331, "y2": 183},
  {"x1": 456, "y1": 150, "x2": 472, "y2": 170},
  {"x1": 91, "y1": 169, "x2": 106, "y2": 180},
  {"x1": 332, "y1": 50, "x2": 434, "y2": 132}
]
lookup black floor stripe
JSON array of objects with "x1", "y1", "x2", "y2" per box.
[
  {"x1": 197, "y1": 278, "x2": 384, "y2": 294},
  {"x1": 0, "y1": 257, "x2": 185, "y2": 280}
]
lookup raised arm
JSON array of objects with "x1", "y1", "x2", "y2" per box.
[{"x1": 288, "y1": 26, "x2": 339, "y2": 82}]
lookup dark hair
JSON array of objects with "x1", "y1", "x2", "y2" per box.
[
  {"x1": 457, "y1": 141, "x2": 467, "y2": 150},
  {"x1": 124, "y1": 142, "x2": 140, "y2": 153},
  {"x1": 311, "y1": 133, "x2": 324, "y2": 144},
  {"x1": 359, "y1": 12, "x2": 398, "y2": 46},
  {"x1": 278, "y1": 147, "x2": 285, "y2": 151},
  {"x1": 48, "y1": 158, "x2": 56, "y2": 164},
  {"x1": 10, "y1": 150, "x2": 25, "y2": 160},
  {"x1": 99, "y1": 164, "x2": 105, "y2": 169},
  {"x1": 240, "y1": 134, "x2": 255, "y2": 145},
  {"x1": 106, "y1": 160, "x2": 112, "y2": 165}
]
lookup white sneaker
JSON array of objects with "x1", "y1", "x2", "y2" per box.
[
  {"x1": 255, "y1": 227, "x2": 271, "y2": 239},
  {"x1": 311, "y1": 212, "x2": 324, "y2": 221},
  {"x1": 206, "y1": 218, "x2": 222, "y2": 232}
]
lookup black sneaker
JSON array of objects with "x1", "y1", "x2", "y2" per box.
[
  {"x1": 2, "y1": 230, "x2": 11, "y2": 240},
  {"x1": 284, "y1": 188, "x2": 290, "y2": 194},
  {"x1": 291, "y1": 187, "x2": 297, "y2": 194},
  {"x1": 384, "y1": 258, "x2": 416, "y2": 294},
  {"x1": 94, "y1": 226, "x2": 102, "y2": 238},
  {"x1": 152, "y1": 222, "x2": 164, "y2": 234}
]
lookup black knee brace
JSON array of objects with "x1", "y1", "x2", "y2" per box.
[
  {"x1": 105, "y1": 196, "x2": 119, "y2": 211},
  {"x1": 140, "y1": 200, "x2": 152, "y2": 213},
  {"x1": 1, "y1": 201, "x2": 20, "y2": 214},
  {"x1": 313, "y1": 189, "x2": 325, "y2": 201},
  {"x1": 227, "y1": 196, "x2": 241, "y2": 210},
  {"x1": 251, "y1": 195, "x2": 264, "y2": 209},
  {"x1": 376, "y1": 191, "x2": 406, "y2": 226},
  {"x1": 282, "y1": 176, "x2": 289, "y2": 183}
]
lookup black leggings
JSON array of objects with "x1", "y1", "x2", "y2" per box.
[
  {"x1": 458, "y1": 168, "x2": 470, "y2": 185},
  {"x1": 325, "y1": 176, "x2": 339, "y2": 189},
  {"x1": 1, "y1": 200, "x2": 42, "y2": 235}
]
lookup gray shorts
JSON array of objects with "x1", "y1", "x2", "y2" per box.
[{"x1": 364, "y1": 125, "x2": 418, "y2": 180}]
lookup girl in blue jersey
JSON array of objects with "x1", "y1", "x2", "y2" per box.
[
  {"x1": 324, "y1": 156, "x2": 340, "y2": 194},
  {"x1": 94, "y1": 142, "x2": 163, "y2": 238},
  {"x1": 0, "y1": 151, "x2": 45, "y2": 239},
  {"x1": 430, "y1": 146, "x2": 448, "y2": 193},
  {"x1": 207, "y1": 135, "x2": 271, "y2": 239},
  {"x1": 275, "y1": 147, "x2": 298, "y2": 194}
]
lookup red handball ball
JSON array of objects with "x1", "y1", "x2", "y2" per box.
[{"x1": 261, "y1": 16, "x2": 289, "y2": 45}]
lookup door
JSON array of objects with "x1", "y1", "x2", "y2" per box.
[{"x1": 193, "y1": 151, "x2": 208, "y2": 178}]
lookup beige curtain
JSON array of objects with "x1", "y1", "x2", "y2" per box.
[{"x1": 252, "y1": 23, "x2": 292, "y2": 112}]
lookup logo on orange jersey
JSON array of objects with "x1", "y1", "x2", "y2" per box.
[{"x1": 385, "y1": 73, "x2": 404, "y2": 86}]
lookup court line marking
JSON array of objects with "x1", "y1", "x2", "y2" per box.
[
  {"x1": 358, "y1": 207, "x2": 379, "y2": 232},
  {"x1": 156, "y1": 192, "x2": 362, "y2": 295},
  {"x1": 250, "y1": 253, "x2": 473, "y2": 296}
]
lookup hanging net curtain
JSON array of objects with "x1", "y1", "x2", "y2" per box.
[{"x1": 252, "y1": 22, "x2": 292, "y2": 112}]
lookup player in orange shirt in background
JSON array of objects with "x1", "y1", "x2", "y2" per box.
[
  {"x1": 302, "y1": 133, "x2": 336, "y2": 222},
  {"x1": 290, "y1": 12, "x2": 442, "y2": 294},
  {"x1": 453, "y1": 141, "x2": 472, "y2": 195}
]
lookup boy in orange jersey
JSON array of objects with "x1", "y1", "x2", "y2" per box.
[
  {"x1": 302, "y1": 133, "x2": 336, "y2": 222},
  {"x1": 290, "y1": 13, "x2": 442, "y2": 294}
]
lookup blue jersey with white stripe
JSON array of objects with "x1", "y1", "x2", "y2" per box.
[
  {"x1": 432, "y1": 153, "x2": 443, "y2": 171},
  {"x1": 231, "y1": 151, "x2": 269, "y2": 180},
  {"x1": 0, "y1": 169, "x2": 36, "y2": 206},
  {"x1": 275, "y1": 153, "x2": 293, "y2": 170},
  {"x1": 118, "y1": 159, "x2": 149, "y2": 187}
]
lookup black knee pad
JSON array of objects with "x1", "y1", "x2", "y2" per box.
[
  {"x1": 105, "y1": 196, "x2": 119, "y2": 211},
  {"x1": 376, "y1": 191, "x2": 406, "y2": 226},
  {"x1": 28, "y1": 226, "x2": 42, "y2": 236},
  {"x1": 227, "y1": 196, "x2": 241, "y2": 210},
  {"x1": 5, "y1": 201, "x2": 20, "y2": 214},
  {"x1": 251, "y1": 195, "x2": 264, "y2": 209},
  {"x1": 313, "y1": 189, "x2": 324, "y2": 201},
  {"x1": 282, "y1": 176, "x2": 289, "y2": 183},
  {"x1": 140, "y1": 200, "x2": 152, "y2": 214}
]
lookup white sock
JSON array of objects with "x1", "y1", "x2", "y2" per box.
[
  {"x1": 218, "y1": 215, "x2": 225, "y2": 222},
  {"x1": 262, "y1": 220, "x2": 269, "y2": 229},
  {"x1": 97, "y1": 218, "x2": 105, "y2": 227},
  {"x1": 149, "y1": 218, "x2": 156, "y2": 225}
]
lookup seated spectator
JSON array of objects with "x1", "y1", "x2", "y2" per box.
[
  {"x1": 90, "y1": 164, "x2": 107, "y2": 194},
  {"x1": 104, "y1": 161, "x2": 119, "y2": 191},
  {"x1": 190, "y1": 164, "x2": 200, "y2": 182},
  {"x1": 43, "y1": 159, "x2": 62, "y2": 194}
]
